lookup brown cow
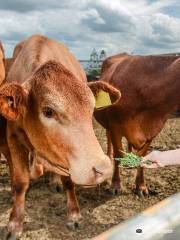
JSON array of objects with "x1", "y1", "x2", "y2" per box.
[
  {"x1": 0, "y1": 42, "x2": 12, "y2": 168},
  {"x1": 0, "y1": 35, "x2": 120, "y2": 239},
  {"x1": 0, "y1": 116, "x2": 11, "y2": 167},
  {"x1": 95, "y1": 53, "x2": 180, "y2": 196},
  {"x1": 0, "y1": 43, "x2": 19, "y2": 169},
  {"x1": 0, "y1": 41, "x2": 5, "y2": 85},
  {"x1": 0, "y1": 44, "x2": 17, "y2": 167}
]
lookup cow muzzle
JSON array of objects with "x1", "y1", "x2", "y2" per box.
[{"x1": 69, "y1": 155, "x2": 113, "y2": 186}]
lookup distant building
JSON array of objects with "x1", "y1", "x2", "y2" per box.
[
  {"x1": 90, "y1": 48, "x2": 98, "y2": 62},
  {"x1": 99, "y1": 49, "x2": 107, "y2": 61},
  {"x1": 79, "y1": 49, "x2": 107, "y2": 81},
  {"x1": 89, "y1": 48, "x2": 105, "y2": 69},
  {"x1": 80, "y1": 48, "x2": 107, "y2": 73}
]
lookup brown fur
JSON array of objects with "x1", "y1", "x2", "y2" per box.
[
  {"x1": 0, "y1": 35, "x2": 115, "y2": 238},
  {"x1": 0, "y1": 83, "x2": 27, "y2": 120},
  {"x1": 96, "y1": 53, "x2": 180, "y2": 194},
  {"x1": 0, "y1": 41, "x2": 5, "y2": 85},
  {"x1": 0, "y1": 42, "x2": 13, "y2": 176},
  {"x1": 0, "y1": 41, "x2": 4, "y2": 58},
  {"x1": 4, "y1": 58, "x2": 15, "y2": 79}
]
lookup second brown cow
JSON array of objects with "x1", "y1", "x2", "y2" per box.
[{"x1": 95, "y1": 53, "x2": 180, "y2": 196}]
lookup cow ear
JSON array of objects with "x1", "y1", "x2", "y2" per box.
[
  {"x1": 88, "y1": 81, "x2": 121, "y2": 110},
  {"x1": 0, "y1": 83, "x2": 27, "y2": 121}
]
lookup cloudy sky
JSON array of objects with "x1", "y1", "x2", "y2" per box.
[{"x1": 0, "y1": 0, "x2": 180, "y2": 59}]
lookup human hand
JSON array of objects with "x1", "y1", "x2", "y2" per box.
[{"x1": 141, "y1": 151, "x2": 165, "y2": 168}]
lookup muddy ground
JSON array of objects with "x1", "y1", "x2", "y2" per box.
[{"x1": 0, "y1": 117, "x2": 180, "y2": 240}]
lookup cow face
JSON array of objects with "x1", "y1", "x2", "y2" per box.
[{"x1": 0, "y1": 61, "x2": 120, "y2": 186}]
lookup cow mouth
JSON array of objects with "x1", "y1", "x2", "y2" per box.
[
  {"x1": 32, "y1": 153, "x2": 106, "y2": 187},
  {"x1": 77, "y1": 184, "x2": 97, "y2": 188}
]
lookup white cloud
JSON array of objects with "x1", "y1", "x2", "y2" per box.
[{"x1": 0, "y1": 0, "x2": 180, "y2": 58}]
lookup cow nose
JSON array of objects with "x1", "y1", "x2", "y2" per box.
[
  {"x1": 92, "y1": 166, "x2": 104, "y2": 184},
  {"x1": 92, "y1": 156, "x2": 113, "y2": 184},
  {"x1": 92, "y1": 167, "x2": 104, "y2": 177}
]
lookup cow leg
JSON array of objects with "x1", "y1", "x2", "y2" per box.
[
  {"x1": 48, "y1": 173, "x2": 62, "y2": 193},
  {"x1": 6, "y1": 135, "x2": 29, "y2": 239},
  {"x1": 108, "y1": 129, "x2": 123, "y2": 195},
  {"x1": 61, "y1": 176, "x2": 82, "y2": 230},
  {"x1": 0, "y1": 152, "x2": 7, "y2": 164},
  {"x1": 135, "y1": 141, "x2": 151, "y2": 198},
  {"x1": 106, "y1": 130, "x2": 114, "y2": 160},
  {"x1": 2, "y1": 147, "x2": 13, "y2": 188},
  {"x1": 128, "y1": 142, "x2": 132, "y2": 152}
]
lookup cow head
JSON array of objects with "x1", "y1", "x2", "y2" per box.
[{"x1": 0, "y1": 61, "x2": 121, "y2": 186}]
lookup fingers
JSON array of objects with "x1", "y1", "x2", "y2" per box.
[
  {"x1": 141, "y1": 160, "x2": 164, "y2": 168},
  {"x1": 142, "y1": 155, "x2": 150, "y2": 161},
  {"x1": 141, "y1": 162, "x2": 159, "y2": 169}
]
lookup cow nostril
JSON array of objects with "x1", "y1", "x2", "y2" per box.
[{"x1": 92, "y1": 167, "x2": 103, "y2": 176}]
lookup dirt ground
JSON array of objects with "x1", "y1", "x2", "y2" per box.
[{"x1": 0, "y1": 117, "x2": 180, "y2": 240}]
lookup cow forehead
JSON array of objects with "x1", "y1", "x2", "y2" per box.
[
  {"x1": 31, "y1": 80, "x2": 95, "y2": 115},
  {"x1": 42, "y1": 92, "x2": 66, "y2": 112},
  {"x1": 36, "y1": 79, "x2": 92, "y2": 99},
  {"x1": 30, "y1": 61, "x2": 95, "y2": 110}
]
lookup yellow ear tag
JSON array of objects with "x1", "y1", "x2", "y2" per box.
[{"x1": 95, "y1": 90, "x2": 112, "y2": 109}]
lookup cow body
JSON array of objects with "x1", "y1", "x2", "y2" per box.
[
  {"x1": 0, "y1": 41, "x2": 5, "y2": 85},
  {"x1": 0, "y1": 115, "x2": 10, "y2": 163},
  {"x1": 96, "y1": 53, "x2": 180, "y2": 195},
  {"x1": 0, "y1": 47, "x2": 15, "y2": 167},
  {"x1": 0, "y1": 42, "x2": 11, "y2": 166},
  {"x1": 0, "y1": 35, "x2": 117, "y2": 239}
]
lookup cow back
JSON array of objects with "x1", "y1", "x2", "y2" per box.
[{"x1": 7, "y1": 35, "x2": 86, "y2": 85}]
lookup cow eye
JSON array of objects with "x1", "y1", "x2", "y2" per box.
[{"x1": 42, "y1": 107, "x2": 55, "y2": 118}]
